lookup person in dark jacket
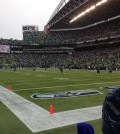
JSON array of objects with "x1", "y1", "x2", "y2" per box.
[{"x1": 102, "y1": 87, "x2": 120, "y2": 134}]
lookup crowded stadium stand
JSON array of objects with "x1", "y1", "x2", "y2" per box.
[{"x1": 0, "y1": 0, "x2": 120, "y2": 70}]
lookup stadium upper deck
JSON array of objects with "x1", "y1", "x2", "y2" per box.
[
  {"x1": 0, "y1": 0, "x2": 120, "y2": 53},
  {"x1": 47, "y1": 0, "x2": 120, "y2": 29}
]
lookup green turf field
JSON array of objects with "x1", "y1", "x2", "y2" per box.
[{"x1": 0, "y1": 68, "x2": 120, "y2": 134}]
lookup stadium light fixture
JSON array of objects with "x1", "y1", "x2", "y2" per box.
[
  {"x1": 102, "y1": 0, "x2": 108, "y2": 3},
  {"x1": 70, "y1": 11, "x2": 86, "y2": 23},
  {"x1": 81, "y1": 12, "x2": 86, "y2": 15},
  {"x1": 85, "y1": 9, "x2": 90, "y2": 13},
  {"x1": 96, "y1": 0, "x2": 107, "y2": 6},
  {"x1": 85, "y1": 5, "x2": 96, "y2": 13},
  {"x1": 70, "y1": 0, "x2": 108, "y2": 23},
  {"x1": 90, "y1": 5, "x2": 96, "y2": 10},
  {"x1": 96, "y1": 2, "x2": 101, "y2": 6}
]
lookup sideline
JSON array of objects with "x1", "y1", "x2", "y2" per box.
[{"x1": 0, "y1": 85, "x2": 102, "y2": 132}]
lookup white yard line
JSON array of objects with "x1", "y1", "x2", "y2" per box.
[
  {"x1": 11, "y1": 78, "x2": 92, "y2": 86},
  {"x1": 0, "y1": 85, "x2": 102, "y2": 132},
  {"x1": 13, "y1": 81, "x2": 120, "y2": 92}
]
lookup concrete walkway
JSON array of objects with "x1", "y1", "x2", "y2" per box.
[{"x1": 0, "y1": 85, "x2": 102, "y2": 133}]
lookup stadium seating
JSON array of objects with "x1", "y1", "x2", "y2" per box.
[{"x1": 0, "y1": 45, "x2": 119, "y2": 70}]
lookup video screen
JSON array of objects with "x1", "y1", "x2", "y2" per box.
[{"x1": 0, "y1": 45, "x2": 10, "y2": 53}]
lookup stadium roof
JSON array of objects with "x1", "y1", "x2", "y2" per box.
[{"x1": 47, "y1": 0, "x2": 120, "y2": 29}]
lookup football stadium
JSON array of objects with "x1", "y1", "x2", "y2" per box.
[{"x1": 0, "y1": 0, "x2": 120, "y2": 134}]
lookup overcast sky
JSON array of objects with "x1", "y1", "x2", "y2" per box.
[{"x1": 0, "y1": 0, "x2": 60, "y2": 40}]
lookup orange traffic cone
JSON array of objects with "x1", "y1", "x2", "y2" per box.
[
  {"x1": 50, "y1": 105, "x2": 54, "y2": 114},
  {"x1": 8, "y1": 85, "x2": 12, "y2": 91}
]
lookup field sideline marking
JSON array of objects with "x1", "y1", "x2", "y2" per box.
[
  {"x1": 10, "y1": 78, "x2": 92, "y2": 86},
  {"x1": 13, "y1": 81, "x2": 120, "y2": 92},
  {"x1": 1, "y1": 76, "x2": 118, "y2": 85},
  {"x1": 10, "y1": 76, "x2": 119, "y2": 86},
  {"x1": 0, "y1": 84, "x2": 102, "y2": 132}
]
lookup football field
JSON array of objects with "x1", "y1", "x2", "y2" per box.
[{"x1": 0, "y1": 68, "x2": 120, "y2": 134}]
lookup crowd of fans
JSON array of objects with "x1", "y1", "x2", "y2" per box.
[
  {"x1": 0, "y1": 45, "x2": 120, "y2": 70},
  {"x1": 22, "y1": 17, "x2": 120, "y2": 45},
  {"x1": 0, "y1": 16, "x2": 120, "y2": 70},
  {"x1": 0, "y1": 38, "x2": 24, "y2": 45},
  {"x1": 0, "y1": 17, "x2": 120, "y2": 47}
]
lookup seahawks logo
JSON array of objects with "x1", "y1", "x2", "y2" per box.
[
  {"x1": 102, "y1": 85, "x2": 120, "y2": 89},
  {"x1": 31, "y1": 90, "x2": 101, "y2": 99}
]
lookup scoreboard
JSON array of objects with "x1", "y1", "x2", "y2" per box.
[
  {"x1": 22, "y1": 25, "x2": 39, "y2": 32},
  {"x1": 0, "y1": 45, "x2": 10, "y2": 53}
]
